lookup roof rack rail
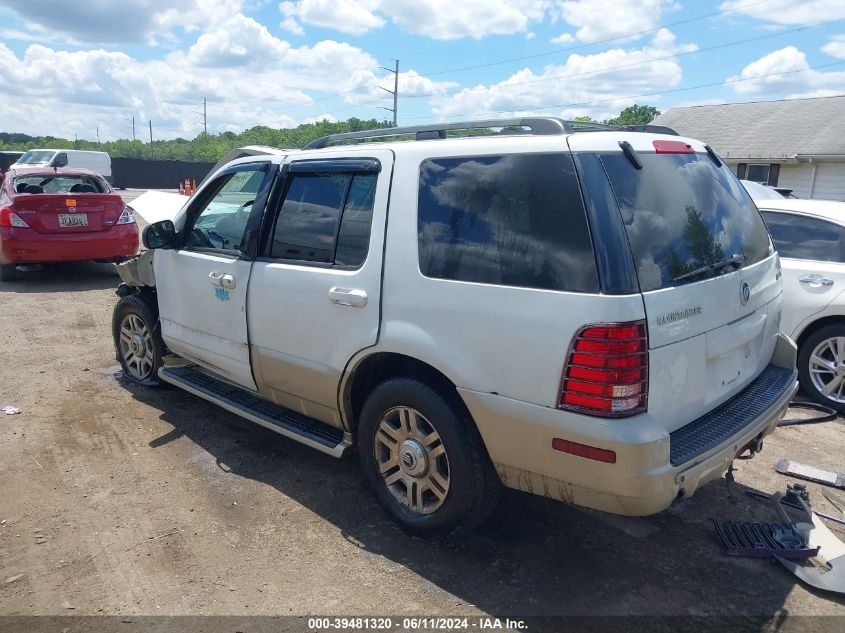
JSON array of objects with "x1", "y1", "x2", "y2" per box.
[
  {"x1": 302, "y1": 117, "x2": 678, "y2": 150},
  {"x1": 622, "y1": 124, "x2": 678, "y2": 135},
  {"x1": 304, "y1": 118, "x2": 570, "y2": 150}
]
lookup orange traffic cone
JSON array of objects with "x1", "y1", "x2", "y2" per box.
[
  {"x1": 184, "y1": 178, "x2": 192, "y2": 195},
  {"x1": 192, "y1": 178, "x2": 197, "y2": 192},
  {"x1": 179, "y1": 181, "x2": 185, "y2": 195}
]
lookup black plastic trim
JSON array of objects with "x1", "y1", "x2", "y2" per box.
[
  {"x1": 669, "y1": 365, "x2": 795, "y2": 466},
  {"x1": 288, "y1": 158, "x2": 381, "y2": 173},
  {"x1": 571, "y1": 152, "x2": 640, "y2": 295}
]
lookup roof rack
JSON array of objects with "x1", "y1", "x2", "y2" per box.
[{"x1": 303, "y1": 117, "x2": 677, "y2": 150}]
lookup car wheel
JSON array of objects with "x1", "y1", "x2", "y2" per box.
[
  {"x1": 798, "y1": 323, "x2": 845, "y2": 413},
  {"x1": 358, "y1": 378, "x2": 501, "y2": 537},
  {"x1": 112, "y1": 293, "x2": 166, "y2": 387},
  {"x1": 0, "y1": 264, "x2": 17, "y2": 282}
]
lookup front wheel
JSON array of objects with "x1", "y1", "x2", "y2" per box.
[
  {"x1": 112, "y1": 294, "x2": 166, "y2": 386},
  {"x1": 358, "y1": 378, "x2": 501, "y2": 537},
  {"x1": 798, "y1": 324, "x2": 845, "y2": 413}
]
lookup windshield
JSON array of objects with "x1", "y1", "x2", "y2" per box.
[
  {"x1": 597, "y1": 152, "x2": 772, "y2": 292},
  {"x1": 16, "y1": 151, "x2": 56, "y2": 165},
  {"x1": 14, "y1": 174, "x2": 108, "y2": 194}
]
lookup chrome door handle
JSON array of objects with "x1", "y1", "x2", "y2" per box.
[
  {"x1": 328, "y1": 287, "x2": 367, "y2": 308},
  {"x1": 209, "y1": 271, "x2": 236, "y2": 289},
  {"x1": 799, "y1": 275, "x2": 834, "y2": 287}
]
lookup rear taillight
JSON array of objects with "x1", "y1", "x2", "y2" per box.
[
  {"x1": 117, "y1": 205, "x2": 136, "y2": 224},
  {"x1": 558, "y1": 321, "x2": 648, "y2": 417},
  {"x1": 0, "y1": 207, "x2": 29, "y2": 228}
]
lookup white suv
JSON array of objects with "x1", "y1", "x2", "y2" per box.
[{"x1": 113, "y1": 118, "x2": 798, "y2": 535}]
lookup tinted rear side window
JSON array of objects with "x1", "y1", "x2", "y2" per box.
[
  {"x1": 600, "y1": 153, "x2": 771, "y2": 292},
  {"x1": 417, "y1": 154, "x2": 599, "y2": 293},
  {"x1": 762, "y1": 211, "x2": 845, "y2": 263}
]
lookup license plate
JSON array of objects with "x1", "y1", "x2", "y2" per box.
[{"x1": 58, "y1": 213, "x2": 88, "y2": 227}]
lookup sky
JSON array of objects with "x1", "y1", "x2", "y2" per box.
[{"x1": 1, "y1": 0, "x2": 844, "y2": 142}]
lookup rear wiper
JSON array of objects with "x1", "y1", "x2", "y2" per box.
[{"x1": 673, "y1": 254, "x2": 746, "y2": 282}]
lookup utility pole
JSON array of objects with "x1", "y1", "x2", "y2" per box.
[
  {"x1": 96, "y1": 126, "x2": 100, "y2": 146},
  {"x1": 379, "y1": 59, "x2": 399, "y2": 126},
  {"x1": 149, "y1": 120, "x2": 153, "y2": 157},
  {"x1": 203, "y1": 97, "x2": 207, "y2": 134},
  {"x1": 132, "y1": 115, "x2": 136, "y2": 141}
]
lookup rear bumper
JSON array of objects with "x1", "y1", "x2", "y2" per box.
[
  {"x1": 0, "y1": 225, "x2": 139, "y2": 264},
  {"x1": 460, "y1": 333, "x2": 798, "y2": 516}
]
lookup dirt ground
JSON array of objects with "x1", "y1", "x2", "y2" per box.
[{"x1": 1, "y1": 261, "x2": 844, "y2": 624}]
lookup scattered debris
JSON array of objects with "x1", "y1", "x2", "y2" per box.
[
  {"x1": 5, "y1": 574, "x2": 23, "y2": 584},
  {"x1": 775, "y1": 459, "x2": 845, "y2": 489},
  {"x1": 712, "y1": 520, "x2": 819, "y2": 559},
  {"x1": 822, "y1": 489, "x2": 845, "y2": 521},
  {"x1": 745, "y1": 489, "x2": 845, "y2": 526},
  {"x1": 31, "y1": 457, "x2": 43, "y2": 470},
  {"x1": 61, "y1": 600, "x2": 75, "y2": 610},
  {"x1": 2, "y1": 406, "x2": 21, "y2": 415}
]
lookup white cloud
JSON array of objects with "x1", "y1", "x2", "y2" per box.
[
  {"x1": 0, "y1": 0, "x2": 244, "y2": 44},
  {"x1": 728, "y1": 46, "x2": 845, "y2": 96},
  {"x1": 432, "y1": 28, "x2": 695, "y2": 119},
  {"x1": 187, "y1": 14, "x2": 290, "y2": 67},
  {"x1": 551, "y1": 33, "x2": 575, "y2": 45},
  {"x1": 823, "y1": 36, "x2": 845, "y2": 59},
  {"x1": 718, "y1": 1, "x2": 845, "y2": 27},
  {"x1": 556, "y1": 0, "x2": 675, "y2": 43},
  {"x1": 279, "y1": 0, "x2": 385, "y2": 36},
  {"x1": 278, "y1": 0, "x2": 547, "y2": 40},
  {"x1": 343, "y1": 69, "x2": 459, "y2": 105}
]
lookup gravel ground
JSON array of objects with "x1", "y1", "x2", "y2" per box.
[{"x1": 0, "y1": 260, "x2": 844, "y2": 623}]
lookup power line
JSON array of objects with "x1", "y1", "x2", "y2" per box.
[
  {"x1": 415, "y1": 0, "x2": 776, "y2": 78},
  {"x1": 400, "y1": 60, "x2": 845, "y2": 122},
  {"x1": 261, "y1": 0, "x2": 776, "y2": 120},
  {"x1": 402, "y1": 20, "x2": 844, "y2": 102}
]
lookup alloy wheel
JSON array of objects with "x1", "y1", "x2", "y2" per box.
[
  {"x1": 118, "y1": 314, "x2": 155, "y2": 380},
  {"x1": 809, "y1": 336, "x2": 845, "y2": 403},
  {"x1": 374, "y1": 406, "x2": 450, "y2": 515}
]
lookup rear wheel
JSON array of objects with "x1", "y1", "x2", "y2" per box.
[
  {"x1": 112, "y1": 294, "x2": 166, "y2": 386},
  {"x1": 0, "y1": 264, "x2": 17, "y2": 282},
  {"x1": 798, "y1": 323, "x2": 845, "y2": 413},
  {"x1": 358, "y1": 378, "x2": 501, "y2": 537}
]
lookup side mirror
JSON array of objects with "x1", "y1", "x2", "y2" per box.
[
  {"x1": 53, "y1": 154, "x2": 68, "y2": 168},
  {"x1": 143, "y1": 220, "x2": 177, "y2": 250}
]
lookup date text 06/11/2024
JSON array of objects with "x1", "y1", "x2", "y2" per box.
[{"x1": 307, "y1": 617, "x2": 528, "y2": 630}]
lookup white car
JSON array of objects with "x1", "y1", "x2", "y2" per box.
[
  {"x1": 112, "y1": 119, "x2": 797, "y2": 535},
  {"x1": 757, "y1": 197, "x2": 845, "y2": 411}
]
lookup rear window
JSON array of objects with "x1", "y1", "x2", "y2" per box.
[
  {"x1": 16, "y1": 150, "x2": 55, "y2": 165},
  {"x1": 417, "y1": 153, "x2": 599, "y2": 293},
  {"x1": 598, "y1": 152, "x2": 771, "y2": 292},
  {"x1": 13, "y1": 174, "x2": 108, "y2": 194}
]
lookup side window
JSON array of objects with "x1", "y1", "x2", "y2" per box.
[
  {"x1": 417, "y1": 153, "x2": 599, "y2": 293},
  {"x1": 184, "y1": 167, "x2": 267, "y2": 252},
  {"x1": 269, "y1": 171, "x2": 376, "y2": 267},
  {"x1": 762, "y1": 211, "x2": 845, "y2": 262}
]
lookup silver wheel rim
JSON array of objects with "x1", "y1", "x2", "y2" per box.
[
  {"x1": 374, "y1": 406, "x2": 450, "y2": 515},
  {"x1": 809, "y1": 336, "x2": 845, "y2": 403},
  {"x1": 118, "y1": 314, "x2": 154, "y2": 380}
]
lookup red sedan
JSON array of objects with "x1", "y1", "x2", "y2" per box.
[{"x1": 0, "y1": 167, "x2": 139, "y2": 281}]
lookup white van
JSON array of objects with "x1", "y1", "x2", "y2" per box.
[{"x1": 13, "y1": 150, "x2": 112, "y2": 182}]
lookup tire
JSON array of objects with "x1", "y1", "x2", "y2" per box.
[
  {"x1": 358, "y1": 378, "x2": 502, "y2": 537},
  {"x1": 112, "y1": 293, "x2": 167, "y2": 387},
  {"x1": 798, "y1": 323, "x2": 845, "y2": 413},
  {"x1": 0, "y1": 263, "x2": 17, "y2": 282}
]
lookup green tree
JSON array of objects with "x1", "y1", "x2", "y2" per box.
[{"x1": 604, "y1": 104, "x2": 661, "y2": 126}]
